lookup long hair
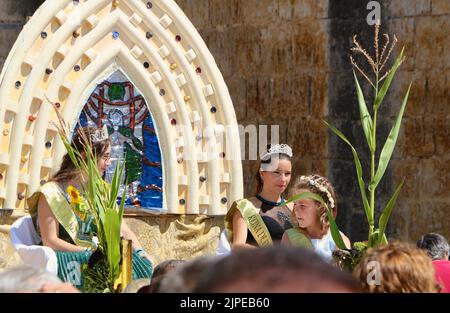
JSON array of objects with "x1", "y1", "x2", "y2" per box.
[
  {"x1": 254, "y1": 145, "x2": 292, "y2": 195},
  {"x1": 288, "y1": 174, "x2": 338, "y2": 236},
  {"x1": 50, "y1": 126, "x2": 111, "y2": 183}
]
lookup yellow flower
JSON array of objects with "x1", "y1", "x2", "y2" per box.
[{"x1": 67, "y1": 185, "x2": 81, "y2": 205}]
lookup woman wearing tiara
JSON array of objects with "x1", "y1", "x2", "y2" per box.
[
  {"x1": 28, "y1": 126, "x2": 154, "y2": 290},
  {"x1": 220, "y1": 144, "x2": 295, "y2": 251},
  {"x1": 281, "y1": 174, "x2": 351, "y2": 262}
]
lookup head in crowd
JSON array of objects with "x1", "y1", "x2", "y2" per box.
[
  {"x1": 193, "y1": 246, "x2": 359, "y2": 292},
  {"x1": 416, "y1": 233, "x2": 450, "y2": 261},
  {"x1": 51, "y1": 125, "x2": 111, "y2": 183},
  {"x1": 157, "y1": 256, "x2": 221, "y2": 293},
  {"x1": 0, "y1": 265, "x2": 79, "y2": 293},
  {"x1": 353, "y1": 241, "x2": 440, "y2": 293},
  {"x1": 255, "y1": 144, "x2": 293, "y2": 196},
  {"x1": 289, "y1": 174, "x2": 338, "y2": 238},
  {"x1": 146, "y1": 259, "x2": 186, "y2": 293}
]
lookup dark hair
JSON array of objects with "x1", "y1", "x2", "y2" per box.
[
  {"x1": 51, "y1": 126, "x2": 111, "y2": 183},
  {"x1": 255, "y1": 145, "x2": 292, "y2": 194},
  {"x1": 193, "y1": 246, "x2": 359, "y2": 292},
  {"x1": 147, "y1": 259, "x2": 186, "y2": 293},
  {"x1": 416, "y1": 233, "x2": 450, "y2": 261}
]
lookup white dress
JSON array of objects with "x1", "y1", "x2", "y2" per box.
[{"x1": 310, "y1": 231, "x2": 338, "y2": 263}]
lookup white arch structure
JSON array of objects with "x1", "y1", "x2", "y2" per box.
[{"x1": 0, "y1": 0, "x2": 243, "y2": 217}]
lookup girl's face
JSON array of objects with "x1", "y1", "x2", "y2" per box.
[
  {"x1": 293, "y1": 189, "x2": 321, "y2": 229},
  {"x1": 97, "y1": 145, "x2": 111, "y2": 175},
  {"x1": 260, "y1": 158, "x2": 292, "y2": 195}
]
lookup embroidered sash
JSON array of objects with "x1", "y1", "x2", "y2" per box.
[
  {"x1": 225, "y1": 199, "x2": 273, "y2": 247},
  {"x1": 36, "y1": 182, "x2": 92, "y2": 248}
]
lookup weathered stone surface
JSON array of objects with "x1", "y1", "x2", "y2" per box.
[
  {"x1": 432, "y1": 0, "x2": 450, "y2": 14},
  {"x1": 385, "y1": 0, "x2": 431, "y2": 17},
  {"x1": 0, "y1": 0, "x2": 43, "y2": 23},
  {"x1": 415, "y1": 16, "x2": 450, "y2": 71}
]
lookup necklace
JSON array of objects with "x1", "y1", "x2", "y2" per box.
[{"x1": 256, "y1": 194, "x2": 284, "y2": 207}]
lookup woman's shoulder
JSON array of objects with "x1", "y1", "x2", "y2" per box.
[{"x1": 229, "y1": 197, "x2": 260, "y2": 216}]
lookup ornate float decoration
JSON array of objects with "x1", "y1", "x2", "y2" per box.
[{"x1": 0, "y1": 0, "x2": 243, "y2": 219}]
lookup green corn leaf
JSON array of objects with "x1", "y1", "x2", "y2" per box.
[
  {"x1": 104, "y1": 209, "x2": 121, "y2": 280},
  {"x1": 376, "y1": 179, "x2": 404, "y2": 246},
  {"x1": 374, "y1": 47, "x2": 405, "y2": 112},
  {"x1": 108, "y1": 161, "x2": 126, "y2": 209},
  {"x1": 118, "y1": 183, "x2": 127, "y2": 226},
  {"x1": 323, "y1": 120, "x2": 373, "y2": 224},
  {"x1": 354, "y1": 71, "x2": 374, "y2": 152},
  {"x1": 108, "y1": 162, "x2": 120, "y2": 208},
  {"x1": 370, "y1": 83, "x2": 411, "y2": 190},
  {"x1": 284, "y1": 192, "x2": 347, "y2": 250}
]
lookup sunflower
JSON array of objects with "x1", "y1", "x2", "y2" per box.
[{"x1": 67, "y1": 185, "x2": 81, "y2": 205}]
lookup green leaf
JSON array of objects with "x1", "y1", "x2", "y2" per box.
[
  {"x1": 104, "y1": 209, "x2": 121, "y2": 280},
  {"x1": 354, "y1": 71, "x2": 374, "y2": 152},
  {"x1": 118, "y1": 184, "x2": 127, "y2": 226},
  {"x1": 283, "y1": 192, "x2": 347, "y2": 250},
  {"x1": 323, "y1": 120, "x2": 373, "y2": 224},
  {"x1": 108, "y1": 161, "x2": 126, "y2": 209},
  {"x1": 370, "y1": 83, "x2": 411, "y2": 190},
  {"x1": 376, "y1": 179, "x2": 404, "y2": 246},
  {"x1": 374, "y1": 47, "x2": 404, "y2": 112}
]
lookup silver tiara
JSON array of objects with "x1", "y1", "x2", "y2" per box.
[
  {"x1": 261, "y1": 144, "x2": 293, "y2": 160},
  {"x1": 91, "y1": 125, "x2": 109, "y2": 143}
]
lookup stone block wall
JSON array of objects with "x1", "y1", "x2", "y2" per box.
[{"x1": 177, "y1": 0, "x2": 450, "y2": 243}]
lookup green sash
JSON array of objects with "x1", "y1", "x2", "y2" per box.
[
  {"x1": 29, "y1": 182, "x2": 92, "y2": 248},
  {"x1": 286, "y1": 227, "x2": 313, "y2": 249},
  {"x1": 225, "y1": 199, "x2": 273, "y2": 247}
]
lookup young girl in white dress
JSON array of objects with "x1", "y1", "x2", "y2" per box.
[{"x1": 282, "y1": 174, "x2": 351, "y2": 262}]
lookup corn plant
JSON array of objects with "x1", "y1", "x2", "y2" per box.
[
  {"x1": 284, "y1": 22, "x2": 411, "y2": 270},
  {"x1": 325, "y1": 21, "x2": 411, "y2": 248}
]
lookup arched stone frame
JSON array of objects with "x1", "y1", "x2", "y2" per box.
[{"x1": 0, "y1": 0, "x2": 243, "y2": 217}]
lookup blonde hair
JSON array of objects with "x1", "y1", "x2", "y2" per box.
[
  {"x1": 353, "y1": 241, "x2": 440, "y2": 293},
  {"x1": 289, "y1": 174, "x2": 338, "y2": 236}
]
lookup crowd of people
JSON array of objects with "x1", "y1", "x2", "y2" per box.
[{"x1": 0, "y1": 128, "x2": 448, "y2": 293}]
